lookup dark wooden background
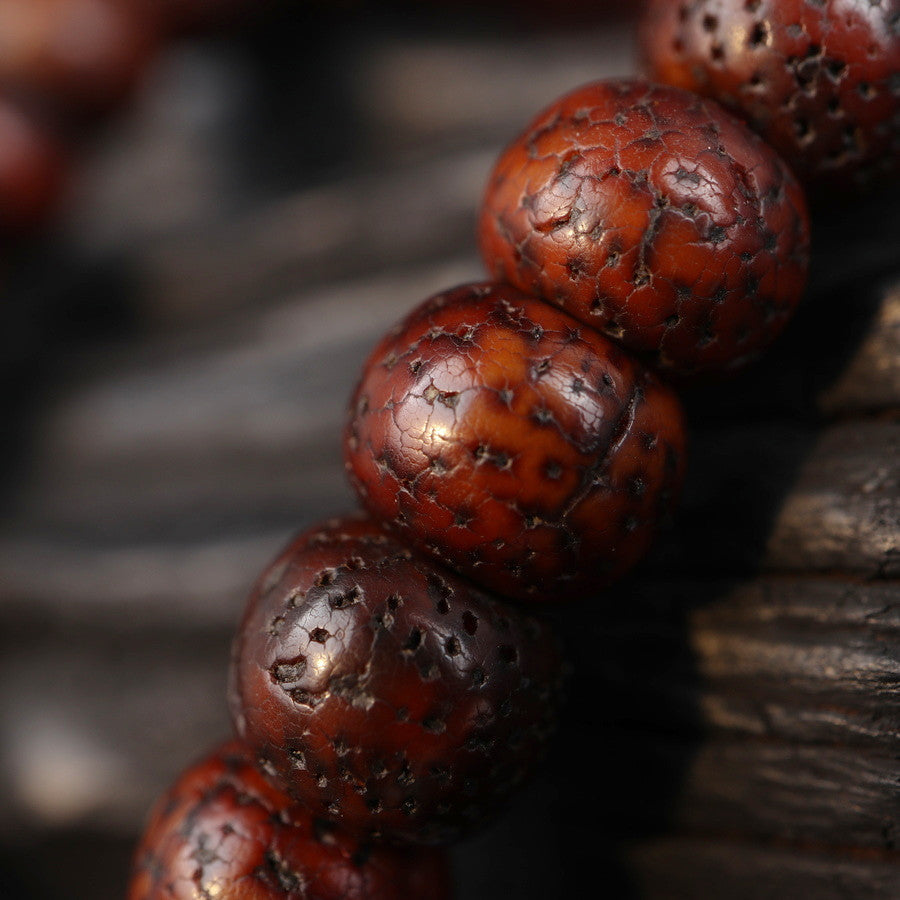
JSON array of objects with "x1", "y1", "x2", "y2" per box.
[{"x1": 0, "y1": 3, "x2": 897, "y2": 897}]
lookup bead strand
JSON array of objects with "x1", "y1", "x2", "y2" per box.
[{"x1": 127, "y1": 0, "x2": 897, "y2": 896}]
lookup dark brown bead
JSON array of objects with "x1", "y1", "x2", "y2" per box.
[
  {"x1": 0, "y1": 93, "x2": 66, "y2": 232},
  {"x1": 478, "y1": 79, "x2": 810, "y2": 377},
  {"x1": 344, "y1": 283, "x2": 687, "y2": 602},
  {"x1": 639, "y1": 0, "x2": 900, "y2": 189},
  {"x1": 129, "y1": 741, "x2": 452, "y2": 900},
  {"x1": 228, "y1": 516, "x2": 565, "y2": 844},
  {"x1": 0, "y1": 0, "x2": 160, "y2": 114}
]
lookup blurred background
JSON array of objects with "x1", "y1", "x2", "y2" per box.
[{"x1": 0, "y1": 1, "x2": 897, "y2": 897}]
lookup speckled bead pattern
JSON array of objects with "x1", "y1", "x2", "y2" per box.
[
  {"x1": 478, "y1": 80, "x2": 810, "y2": 377},
  {"x1": 344, "y1": 283, "x2": 687, "y2": 602},
  {"x1": 639, "y1": 0, "x2": 900, "y2": 189},
  {"x1": 228, "y1": 516, "x2": 565, "y2": 845},
  {"x1": 129, "y1": 742, "x2": 451, "y2": 900}
]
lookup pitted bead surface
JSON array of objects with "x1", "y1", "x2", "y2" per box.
[
  {"x1": 228, "y1": 516, "x2": 565, "y2": 845},
  {"x1": 639, "y1": 0, "x2": 900, "y2": 189},
  {"x1": 478, "y1": 79, "x2": 810, "y2": 376},
  {"x1": 128, "y1": 742, "x2": 451, "y2": 899},
  {"x1": 344, "y1": 282, "x2": 687, "y2": 602}
]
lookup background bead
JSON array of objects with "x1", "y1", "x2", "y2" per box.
[
  {"x1": 638, "y1": 0, "x2": 900, "y2": 189},
  {"x1": 344, "y1": 283, "x2": 687, "y2": 602},
  {"x1": 228, "y1": 516, "x2": 565, "y2": 845},
  {"x1": 0, "y1": 0, "x2": 159, "y2": 113},
  {"x1": 0, "y1": 94, "x2": 67, "y2": 232},
  {"x1": 129, "y1": 742, "x2": 452, "y2": 900},
  {"x1": 478, "y1": 79, "x2": 810, "y2": 376}
]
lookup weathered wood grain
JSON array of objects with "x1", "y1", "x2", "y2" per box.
[
  {"x1": 817, "y1": 282, "x2": 900, "y2": 417},
  {"x1": 651, "y1": 419, "x2": 900, "y2": 579},
  {"x1": 762, "y1": 423, "x2": 899, "y2": 577},
  {"x1": 624, "y1": 837, "x2": 900, "y2": 900},
  {"x1": 553, "y1": 578, "x2": 900, "y2": 853},
  {"x1": 572, "y1": 576, "x2": 900, "y2": 749},
  {"x1": 606, "y1": 737, "x2": 900, "y2": 851},
  {"x1": 133, "y1": 152, "x2": 491, "y2": 323}
]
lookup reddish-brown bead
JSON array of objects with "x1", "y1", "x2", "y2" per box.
[
  {"x1": 344, "y1": 283, "x2": 687, "y2": 602},
  {"x1": 639, "y1": 0, "x2": 900, "y2": 189},
  {"x1": 0, "y1": 0, "x2": 159, "y2": 113},
  {"x1": 129, "y1": 742, "x2": 452, "y2": 900},
  {"x1": 228, "y1": 516, "x2": 565, "y2": 845},
  {"x1": 0, "y1": 94, "x2": 66, "y2": 232},
  {"x1": 478, "y1": 79, "x2": 810, "y2": 377}
]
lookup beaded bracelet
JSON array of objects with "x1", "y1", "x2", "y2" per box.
[{"x1": 0, "y1": 1, "x2": 895, "y2": 897}]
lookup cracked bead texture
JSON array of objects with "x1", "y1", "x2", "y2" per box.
[
  {"x1": 639, "y1": 0, "x2": 900, "y2": 189},
  {"x1": 344, "y1": 282, "x2": 687, "y2": 602},
  {"x1": 228, "y1": 516, "x2": 565, "y2": 845},
  {"x1": 128, "y1": 742, "x2": 450, "y2": 900},
  {"x1": 478, "y1": 79, "x2": 810, "y2": 376}
]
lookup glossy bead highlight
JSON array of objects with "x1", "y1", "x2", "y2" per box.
[{"x1": 345, "y1": 282, "x2": 687, "y2": 602}]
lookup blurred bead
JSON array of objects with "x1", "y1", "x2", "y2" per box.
[
  {"x1": 0, "y1": 94, "x2": 67, "y2": 232},
  {"x1": 129, "y1": 742, "x2": 453, "y2": 900},
  {"x1": 0, "y1": 0, "x2": 160, "y2": 114}
]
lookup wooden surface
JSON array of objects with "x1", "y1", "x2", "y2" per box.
[
  {"x1": 0, "y1": 4, "x2": 897, "y2": 898},
  {"x1": 625, "y1": 839, "x2": 900, "y2": 900}
]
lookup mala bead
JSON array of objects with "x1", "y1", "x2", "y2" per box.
[
  {"x1": 344, "y1": 283, "x2": 687, "y2": 603},
  {"x1": 478, "y1": 79, "x2": 810, "y2": 377},
  {"x1": 0, "y1": 0, "x2": 159, "y2": 114},
  {"x1": 0, "y1": 94, "x2": 66, "y2": 232},
  {"x1": 228, "y1": 516, "x2": 565, "y2": 845},
  {"x1": 639, "y1": 0, "x2": 900, "y2": 190},
  {"x1": 129, "y1": 742, "x2": 451, "y2": 900}
]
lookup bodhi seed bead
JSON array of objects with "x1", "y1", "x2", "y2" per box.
[
  {"x1": 228, "y1": 515, "x2": 565, "y2": 845},
  {"x1": 129, "y1": 742, "x2": 452, "y2": 900},
  {"x1": 639, "y1": 0, "x2": 900, "y2": 190},
  {"x1": 478, "y1": 78, "x2": 810, "y2": 377},
  {"x1": 344, "y1": 282, "x2": 687, "y2": 603}
]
